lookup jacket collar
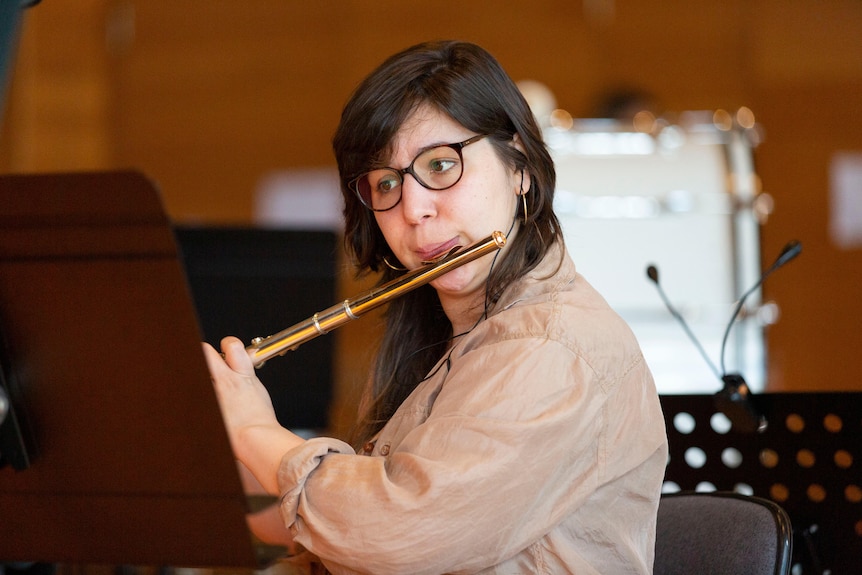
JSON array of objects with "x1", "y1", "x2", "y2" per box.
[{"x1": 491, "y1": 238, "x2": 575, "y2": 316}]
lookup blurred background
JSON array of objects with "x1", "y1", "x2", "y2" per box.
[{"x1": 1, "y1": 0, "x2": 860, "y2": 437}]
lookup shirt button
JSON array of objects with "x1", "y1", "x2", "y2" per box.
[
  {"x1": 362, "y1": 441, "x2": 375, "y2": 454},
  {"x1": 379, "y1": 444, "x2": 390, "y2": 456}
]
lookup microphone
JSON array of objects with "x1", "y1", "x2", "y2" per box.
[
  {"x1": 719, "y1": 240, "x2": 801, "y2": 375},
  {"x1": 646, "y1": 264, "x2": 721, "y2": 381},
  {"x1": 647, "y1": 240, "x2": 802, "y2": 433}
]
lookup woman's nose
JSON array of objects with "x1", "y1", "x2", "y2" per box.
[{"x1": 398, "y1": 176, "x2": 437, "y2": 223}]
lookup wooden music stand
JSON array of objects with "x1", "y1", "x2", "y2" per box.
[{"x1": 0, "y1": 171, "x2": 279, "y2": 568}]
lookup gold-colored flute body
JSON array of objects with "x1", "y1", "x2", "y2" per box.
[{"x1": 246, "y1": 231, "x2": 507, "y2": 368}]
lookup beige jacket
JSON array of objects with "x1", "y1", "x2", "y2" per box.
[{"x1": 277, "y1": 242, "x2": 668, "y2": 574}]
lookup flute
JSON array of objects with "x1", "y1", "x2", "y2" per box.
[{"x1": 246, "y1": 230, "x2": 507, "y2": 368}]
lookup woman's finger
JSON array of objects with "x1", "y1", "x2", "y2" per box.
[
  {"x1": 220, "y1": 336, "x2": 256, "y2": 376},
  {"x1": 202, "y1": 341, "x2": 228, "y2": 374}
]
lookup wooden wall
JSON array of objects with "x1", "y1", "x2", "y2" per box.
[{"x1": 2, "y1": 1, "x2": 861, "y2": 435}]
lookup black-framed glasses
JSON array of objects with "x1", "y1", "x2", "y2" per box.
[{"x1": 349, "y1": 134, "x2": 487, "y2": 212}]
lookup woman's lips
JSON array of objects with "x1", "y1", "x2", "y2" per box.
[{"x1": 417, "y1": 237, "x2": 461, "y2": 263}]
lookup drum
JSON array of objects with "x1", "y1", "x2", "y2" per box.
[{"x1": 549, "y1": 111, "x2": 769, "y2": 393}]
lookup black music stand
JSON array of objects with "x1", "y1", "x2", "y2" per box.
[
  {"x1": 661, "y1": 392, "x2": 862, "y2": 574},
  {"x1": 174, "y1": 226, "x2": 337, "y2": 433},
  {"x1": 0, "y1": 171, "x2": 279, "y2": 568}
]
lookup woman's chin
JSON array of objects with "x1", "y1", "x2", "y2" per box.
[{"x1": 430, "y1": 268, "x2": 485, "y2": 299}]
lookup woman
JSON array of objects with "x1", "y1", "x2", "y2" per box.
[{"x1": 205, "y1": 41, "x2": 668, "y2": 574}]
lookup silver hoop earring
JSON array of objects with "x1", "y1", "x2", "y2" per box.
[{"x1": 383, "y1": 256, "x2": 407, "y2": 271}]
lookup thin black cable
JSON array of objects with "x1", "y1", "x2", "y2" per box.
[{"x1": 410, "y1": 198, "x2": 519, "y2": 384}]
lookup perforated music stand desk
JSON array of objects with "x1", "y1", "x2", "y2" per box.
[
  {"x1": 661, "y1": 392, "x2": 862, "y2": 573},
  {"x1": 0, "y1": 171, "x2": 272, "y2": 568}
]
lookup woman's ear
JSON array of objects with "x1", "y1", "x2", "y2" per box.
[
  {"x1": 510, "y1": 133, "x2": 531, "y2": 195},
  {"x1": 518, "y1": 169, "x2": 532, "y2": 197}
]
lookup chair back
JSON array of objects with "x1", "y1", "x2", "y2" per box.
[{"x1": 654, "y1": 491, "x2": 793, "y2": 575}]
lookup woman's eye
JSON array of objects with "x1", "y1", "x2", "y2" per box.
[
  {"x1": 376, "y1": 175, "x2": 400, "y2": 193},
  {"x1": 428, "y1": 158, "x2": 457, "y2": 173}
]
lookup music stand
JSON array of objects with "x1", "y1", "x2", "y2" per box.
[
  {"x1": 0, "y1": 171, "x2": 278, "y2": 568},
  {"x1": 661, "y1": 392, "x2": 862, "y2": 574}
]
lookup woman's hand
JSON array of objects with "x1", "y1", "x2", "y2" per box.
[
  {"x1": 203, "y1": 336, "x2": 304, "y2": 493},
  {"x1": 203, "y1": 336, "x2": 278, "y2": 448}
]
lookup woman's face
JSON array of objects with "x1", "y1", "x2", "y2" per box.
[{"x1": 373, "y1": 104, "x2": 525, "y2": 313}]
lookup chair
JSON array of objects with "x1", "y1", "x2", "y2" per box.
[{"x1": 654, "y1": 491, "x2": 793, "y2": 575}]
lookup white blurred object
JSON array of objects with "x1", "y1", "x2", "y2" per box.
[
  {"x1": 829, "y1": 152, "x2": 862, "y2": 249},
  {"x1": 517, "y1": 79, "x2": 557, "y2": 128},
  {"x1": 254, "y1": 167, "x2": 343, "y2": 231}
]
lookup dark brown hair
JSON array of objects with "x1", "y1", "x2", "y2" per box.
[{"x1": 332, "y1": 41, "x2": 560, "y2": 446}]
